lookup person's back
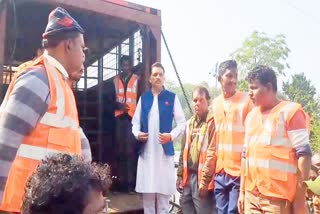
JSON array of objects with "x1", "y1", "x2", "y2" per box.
[
  {"x1": 305, "y1": 176, "x2": 320, "y2": 214},
  {"x1": 0, "y1": 7, "x2": 91, "y2": 212}
]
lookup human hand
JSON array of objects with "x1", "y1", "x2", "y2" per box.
[
  {"x1": 238, "y1": 191, "x2": 245, "y2": 214},
  {"x1": 198, "y1": 185, "x2": 209, "y2": 198},
  {"x1": 176, "y1": 177, "x2": 183, "y2": 193},
  {"x1": 138, "y1": 132, "x2": 148, "y2": 143},
  {"x1": 159, "y1": 133, "x2": 172, "y2": 144}
]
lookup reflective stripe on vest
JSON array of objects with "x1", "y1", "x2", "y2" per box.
[
  {"x1": 17, "y1": 144, "x2": 63, "y2": 161},
  {"x1": 116, "y1": 97, "x2": 137, "y2": 105},
  {"x1": 218, "y1": 144, "x2": 243, "y2": 152},
  {"x1": 38, "y1": 58, "x2": 78, "y2": 129},
  {"x1": 215, "y1": 123, "x2": 245, "y2": 132},
  {"x1": 214, "y1": 92, "x2": 250, "y2": 177},
  {"x1": 40, "y1": 113, "x2": 78, "y2": 130},
  {"x1": 244, "y1": 101, "x2": 304, "y2": 202},
  {"x1": 248, "y1": 135, "x2": 291, "y2": 148},
  {"x1": 182, "y1": 116, "x2": 214, "y2": 190},
  {"x1": 114, "y1": 74, "x2": 138, "y2": 117},
  {"x1": 117, "y1": 87, "x2": 138, "y2": 93},
  {"x1": 0, "y1": 55, "x2": 82, "y2": 212},
  {"x1": 247, "y1": 158, "x2": 297, "y2": 174},
  {"x1": 45, "y1": 58, "x2": 65, "y2": 116}
]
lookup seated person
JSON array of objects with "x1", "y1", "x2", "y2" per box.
[
  {"x1": 306, "y1": 165, "x2": 319, "y2": 213},
  {"x1": 22, "y1": 153, "x2": 112, "y2": 214},
  {"x1": 305, "y1": 176, "x2": 320, "y2": 214}
]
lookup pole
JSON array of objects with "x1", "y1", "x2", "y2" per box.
[
  {"x1": 214, "y1": 61, "x2": 218, "y2": 98},
  {"x1": 161, "y1": 30, "x2": 192, "y2": 115}
]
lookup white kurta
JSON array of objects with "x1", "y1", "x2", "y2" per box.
[{"x1": 132, "y1": 94, "x2": 186, "y2": 195}]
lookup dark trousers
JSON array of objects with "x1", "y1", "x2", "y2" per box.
[
  {"x1": 115, "y1": 115, "x2": 138, "y2": 191},
  {"x1": 214, "y1": 171, "x2": 240, "y2": 214},
  {"x1": 180, "y1": 173, "x2": 215, "y2": 214}
]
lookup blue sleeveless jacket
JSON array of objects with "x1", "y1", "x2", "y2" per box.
[{"x1": 140, "y1": 89, "x2": 176, "y2": 156}]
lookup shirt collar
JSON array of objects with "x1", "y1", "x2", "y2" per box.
[
  {"x1": 195, "y1": 111, "x2": 208, "y2": 123},
  {"x1": 43, "y1": 50, "x2": 69, "y2": 79},
  {"x1": 195, "y1": 111, "x2": 213, "y2": 123}
]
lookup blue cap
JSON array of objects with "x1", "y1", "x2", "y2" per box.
[{"x1": 43, "y1": 7, "x2": 84, "y2": 38}]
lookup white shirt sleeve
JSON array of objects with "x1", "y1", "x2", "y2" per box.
[
  {"x1": 170, "y1": 95, "x2": 186, "y2": 141},
  {"x1": 288, "y1": 128, "x2": 309, "y2": 148},
  {"x1": 80, "y1": 127, "x2": 92, "y2": 162},
  {"x1": 132, "y1": 98, "x2": 142, "y2": 140}
]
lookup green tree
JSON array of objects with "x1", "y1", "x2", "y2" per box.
[
  {"x1": 231, "y1": 31, "x2": 290, "y2": 79},
  {"x1": 165, "y1": 79, "x2": 193, "y2": 119},
  {"x1": 282, "y1": 73, "x2": 320, "y2": 152},
  {"x1": 310, "y1": 120, "x2": 320, "y2": 152},
  {"x1": 282, "y1": 73, "x2": 319, "y2": 115},
  {"x1": 237, "y1": 79, "x2": 249, "y2": 91},
  {"x1": 165, "y1": 79, "x2": 218, "y2": 120}
]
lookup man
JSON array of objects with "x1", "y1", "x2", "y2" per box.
[
  {"x1": 113, "y1": 55, "x2": 139, "y2": 192},
  {"x1": 132, "y1": 62, "x2": 186, "y2": 213},
  {"x1": 305, "y1": 176, "x2": 320, "y2": 214},
  {"x1": 22, "y1": 153, "x2": 111, "y2": 214},
  {"x1": 0, "y1": 7, "x2": 91, "y2": 212},
  {"x1": 177, "y1": 86, "x2": 215, "y2": 214},
  {"x1": 238, "y1": 66, "x2": 312, "y2": 214},
  {"x1": 306, "y1": 165, "x2": 319, "y2": 214},
  {"x1": 207, "y1": 60, "x2": 252, "y2": 214}
]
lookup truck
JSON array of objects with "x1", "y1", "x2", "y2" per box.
[{"x1": 0, "y1": 0, "x2": 167, "y2": 213}]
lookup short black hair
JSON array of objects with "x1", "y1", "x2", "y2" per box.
[
  {"x1": 218, "y1": 60, "x2": 237, "y2": 81},
  {"x1": 193, "y1": 86, "x2": 211, "y2": 100},
  {"x1": 120, "y1": 55, "x2": 132, "y2": 66},
  {"x1": 42, "y1": 31, "x2": 81, "y2": 49},
  {"x1": 22, "y1": 154, "x2": 111, "y2": 214},
  {"x1": 151, "y1": 62, "x2": 165, "y2": 74},
  {"x1": 246, "y1": 65, "x2": 277, "y2": 92}
]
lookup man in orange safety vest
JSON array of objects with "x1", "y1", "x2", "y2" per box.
[{"x1": 238, "y1": 65, "x2": 312, "y2": 214}]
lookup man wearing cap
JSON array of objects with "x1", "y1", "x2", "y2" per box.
[{"x1": 0, "y1": 7, "x2": 91, "y2": 213}]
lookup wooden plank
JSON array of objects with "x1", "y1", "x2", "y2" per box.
[
  {"x1": 107, "y1": 193, "x2": 143, "y2": 214},
  {"x1": 29, "y1": 0, "x2": 161, "y2": 28},
  {"x1": 150, "y1": 26, "x2": 161, "y2": 62}
]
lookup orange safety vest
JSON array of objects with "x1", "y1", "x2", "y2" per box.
[
  {"x1": 245, "y1": 101, "x2": 308, "y2": 202},
  {"x1": 0, "y1": 55, "x2": 81, "y2": 212},
  {"x1": 114, "y1": 74, "x2": 138, "y2": 118},
  {"x1": 213, "y1": 91, "x2": 251, "y2": 177},
  {"x1": 182, "y1": 114, "x2": 215, "y2": 190}
]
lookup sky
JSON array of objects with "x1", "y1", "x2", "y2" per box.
[{"x1": 129, "y1": 0, "x2": 320, "y2": 92}]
